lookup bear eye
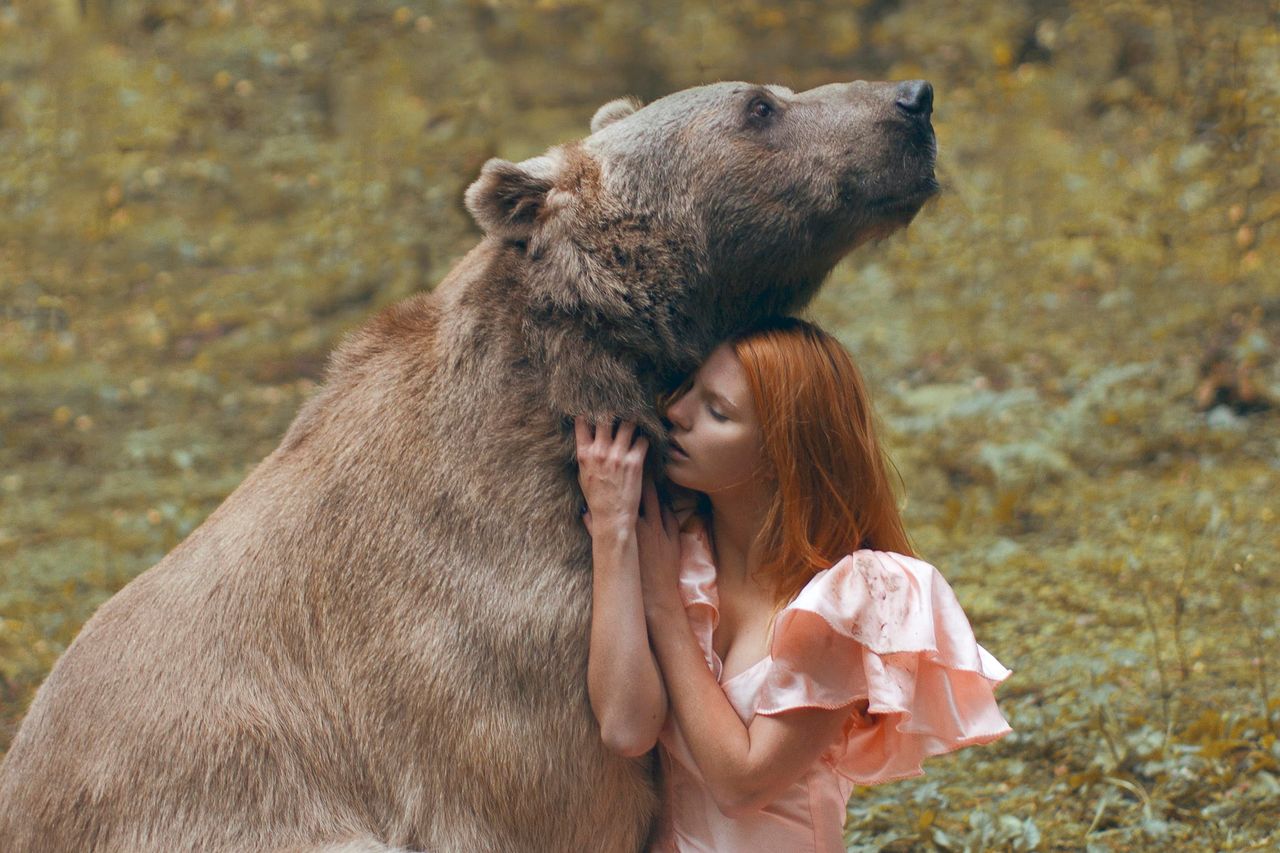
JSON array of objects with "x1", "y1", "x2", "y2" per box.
[{"x1": 748, "y1": 98, "x2": 774, "y2": 120}]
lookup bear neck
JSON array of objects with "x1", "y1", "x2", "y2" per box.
[{"x1": 517, "y1": 225, "x2": 711, "y2": 424}]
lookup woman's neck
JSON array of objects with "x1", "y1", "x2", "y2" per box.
[{"x1": 705, "y1": 482, "x2": 775, "y2": 589}]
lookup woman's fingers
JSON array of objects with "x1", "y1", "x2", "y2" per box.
[
  {"x1": 578, "y1": 416, "x2": 648, "y2": 452},
  {"x1": 640, "y1": 474, "x2": 659, "y2": 521},
  {"x1": 573, "y1": 416, "x2": 592, "y2": 455},
  {"x1": 616, "y1": 420, "x2": 635, "y2": 448},
  {"x1": 579, "y1": 415, "x2": 649, "y2": 484},
  {"x1": 593, "y1": 416, "x2": 611, "y2": 450}
]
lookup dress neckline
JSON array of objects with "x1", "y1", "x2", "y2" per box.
[{"x1": 719, "y1": 653, "x2": 771, "y2": 686}]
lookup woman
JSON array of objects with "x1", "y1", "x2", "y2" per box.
[{"x1": 574, "y1": 316, "x2": 1011, "y2": 851}]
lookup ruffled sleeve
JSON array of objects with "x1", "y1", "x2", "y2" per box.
[
  {"x1": 755, "y1": 550, "x2": 1013, "y2": 786},
  {"x1": 675, "y1": 516, "x2": 723, "y2": 680}
]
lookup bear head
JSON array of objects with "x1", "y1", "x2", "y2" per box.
[{"x1": 464, "y1": 79, "x2": 937, "y2": 431}]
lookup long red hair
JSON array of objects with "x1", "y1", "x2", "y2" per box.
[{"x1": 663, "y1": 316, "x2": 916, "y2": 616}]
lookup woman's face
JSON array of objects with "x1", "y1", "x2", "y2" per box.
[{"x1": 663, "y1": 343, "x2": 769, "y2": 495}]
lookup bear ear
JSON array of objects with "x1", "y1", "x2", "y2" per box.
[
  {"x1": 590, "y1": 96, "x2": 642, "y2": 133},
  {"x1": 464, "y1": 154, "x2": 561, "y2": 239}
]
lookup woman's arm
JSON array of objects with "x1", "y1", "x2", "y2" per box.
[
  {"x1": 646, "y1": 598, "x2": 852, "y2": 813},
  {"x1": 636, "y1": 477, "x2": 854, "y2": 815},
  {"x1": 588, "y1": 526, "x2": 669, "y2": 756},
  {"x1": 576, "y1": 417, "x2": 669, "y2": 757}
]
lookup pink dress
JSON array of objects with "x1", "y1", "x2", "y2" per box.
[{"x1": 649, "y1": 518, "x2": 1012, "y2": 852}]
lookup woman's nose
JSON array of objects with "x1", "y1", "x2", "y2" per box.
[{"x1": 665, "y1": 395, "x2": 692, "y2": 431}]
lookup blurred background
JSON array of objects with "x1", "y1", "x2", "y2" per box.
[{"x1": 1, "y1": 0, "x2": 1276, "y2": 848}]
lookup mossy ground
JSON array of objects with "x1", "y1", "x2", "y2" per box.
[{"x1": 1, "y1": 2, "x2": 1277, "y2": 850}]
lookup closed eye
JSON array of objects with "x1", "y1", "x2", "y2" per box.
[{"x1": 708, "y1": 404, "x2": 727, "y2": 422}]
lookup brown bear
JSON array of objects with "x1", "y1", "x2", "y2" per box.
[{"x1": 0, "y1": 79, "x2": 936, "y2": 852}]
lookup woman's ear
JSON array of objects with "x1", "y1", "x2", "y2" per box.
[{"x1": 464, "y1": 153, "x2": 561, "y2": 239}]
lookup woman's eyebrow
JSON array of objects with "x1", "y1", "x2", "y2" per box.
[{"x1": 704, "y1": 387, "x2": 740, "y2": 413}]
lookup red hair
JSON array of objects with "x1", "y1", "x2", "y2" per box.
[{"x1": 664, "y1": 316, "x2": 916, "y2": 616}]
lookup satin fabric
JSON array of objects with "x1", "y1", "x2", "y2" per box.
[{"x1": 649, "y1": 517, "x2": 1012, "y2": 852}]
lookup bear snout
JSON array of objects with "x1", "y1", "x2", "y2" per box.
[{"x1": 894, "y1": 80, "x2": 933, "y2": 118}]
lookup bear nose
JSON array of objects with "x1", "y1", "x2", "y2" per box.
[{"x1": 894, "y1": 80, "x2": 933, "y2": 117}]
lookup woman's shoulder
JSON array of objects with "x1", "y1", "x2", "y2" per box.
[
  {"x1": 806, "y1": 548, "x2": 952, "y2": 605},
  {"x1": 841, "y1": 547, "x2": 939, "y2": 575},
  {"x1": 755, "y1": 549, "x2": 1014, "y2": 787},
  {"x1": 775, "y1": 548, "x2": 1005, "y2": 673}
]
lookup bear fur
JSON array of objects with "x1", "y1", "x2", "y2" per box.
[{"x1": 0, "y1": 80, "x2": 936, "y2": 852}]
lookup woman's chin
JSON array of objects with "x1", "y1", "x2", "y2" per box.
[{"x1": 664, "y1": 465, "x2": 694, "y2": 490}]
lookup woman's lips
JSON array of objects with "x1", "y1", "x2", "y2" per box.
[{"x1": 669, "y1": 438, "x2": 689, "y2": 459}]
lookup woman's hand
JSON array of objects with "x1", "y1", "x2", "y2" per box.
[
  {"x1": 574, "y1": 416, "x2": 648, "y2": 540},
  {"x1": 636, "y1": 474, "x2": 683, "y2": 614},
  {"x1": 663, "y1": 479, "x2": 702, "y2": 518}
]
